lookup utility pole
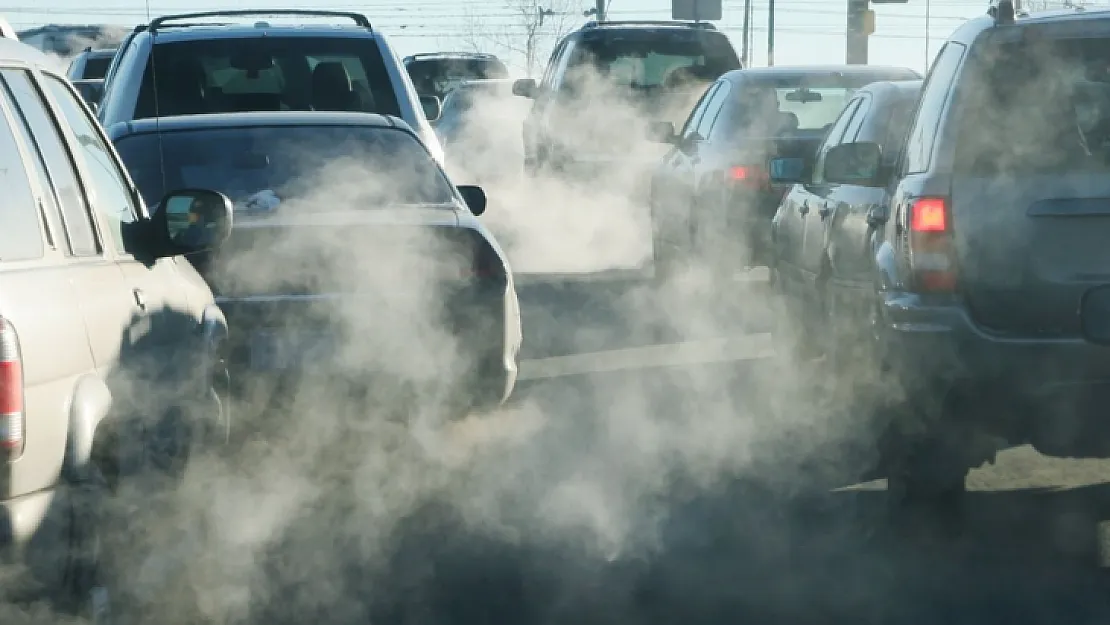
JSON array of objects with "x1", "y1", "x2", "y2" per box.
[
  {"x1": 595, "y1": 0, "x2": 606, "y2": 21},
  {"x1": 741, "y1": 0, "x2": 752, "y2": 66},
  {"x1": 847, "y1": 0, "x2": 869, "y2": 64},
  {"x1": 767, "y1": 0, "x2": 775, "y2": 66}
]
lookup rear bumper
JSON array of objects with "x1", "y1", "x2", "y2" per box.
[
  {"x1": 878, "y1": 290, "x2": 1110, "y2": 451},
  {"x1": 217, "y1": 282, "x2": 520, "y2": 407}
]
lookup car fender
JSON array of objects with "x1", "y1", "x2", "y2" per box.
[
  {"x1": 62, "y1": 374, "x2": 113, "y2": 483},
  {"x1": 873, "y1": 239, "x2": 903, "y2": 293}
]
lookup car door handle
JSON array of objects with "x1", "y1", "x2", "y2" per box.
[
  {"x1": 818, "y1": 203, "x2": 832, "y2": 220},
  {"x1": 133, "y1": 288, "x2": 147, "y2": 311},
  {"x1": 799, "y1": 200, "x2": 810, "y2": 216}
]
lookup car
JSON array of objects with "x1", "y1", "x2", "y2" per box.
[
  {"x1": 435, "y1": 78, "x2": 527, "y2": 186},
  {"x1": 769, "y1": 79, "x2": 923, "y2": 357},
  {"x1": 647, "y1": 65, "x2": 921, "y2": 282},
  {"x1": 404, "y1": 51, "x2": 510, "y2": 103},
  {"x1": 66, "y1": 46, "x2": 117, "y2": 81},
  {"x1": 0, "y1": 32, "x2": 233, "y2": 621},
  {"x1": 512, "y1": 20, "x2": 742, "y2": 187},
  {"x1": 96, "y1": 9, "x2": 446, "y2": 165},
  {"x1": 108, "y1": 111, "x2": 522, "y2": 421},
  {"x1": 769, "y1": 0, "x2": 1110, "y2": 508}
]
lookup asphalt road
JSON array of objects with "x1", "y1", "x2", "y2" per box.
[{"x1": 224, "y1": 270, "x2": 1110, "y2": 625}]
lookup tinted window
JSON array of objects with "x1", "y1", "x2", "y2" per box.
[
  {"x1": 842, "y1": 94, "x2": 871, "y2": 142},
  {"x1": 135, "y1": 38, "x2": 401, "y2": 119},
  {"x1": 0, "y1": 103, "x2": 44, "y2": 261},
  {"x1": 83, "y1": 55, "x2": 112, "y2": 80},
  {"x1": 879, "y1": 91, "x2": 920, "y2": 162},
  {"x1": 406, "y1": 57, "x2": 509, "y2": 100},
  {"x1": 1, "y1": 69, "x2": 98, "y2": 256},
  {"x1": 954, "y1": 36, "x2": 1110, "y2": 175},
  {"x1": 114, "y1": 126, "x2": 455, "y2": 209},
  {"x1": 44, "y1": 75, "x2": 136, "y2": 253},
  {"x1": 568, "y1": 30, "x2": 738, "y2": 89},
  {"x1": 904, "y1": 43, "x2": 964, "y2": 174}
]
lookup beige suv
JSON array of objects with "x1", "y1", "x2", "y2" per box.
[{"x1": 0, "y1": 32, "x2": 232, "y2": 620}]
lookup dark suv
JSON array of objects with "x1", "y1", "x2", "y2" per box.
[
  {"x1": 512, "y1": 20, "x2": 741, "y2": 184},
  {"x1": 772, "y1": 0, "x2": 1110, "y2": 507},
  {"x1": 404, "y1": 51, "x2": 509, "y2": 103}
]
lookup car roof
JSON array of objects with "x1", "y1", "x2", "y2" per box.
[
  {"x1": 855, "y1": 78, "x2": 924, "y2": 98},
  {"x1": 108, "y1": 111, "x2": 405, "y2": 138},
  {"x1": 140, "y1": 23, "x2": 380, "y2": 43},
  {"x1": 0, "y1": 35, "x2": 58, "y2": 67},
  {"x1": 728, "y1": 65, "x2": 919, "y2": 79}
]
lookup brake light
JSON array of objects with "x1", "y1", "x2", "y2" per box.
[
  {"x1": 0, "y1": 318, "x2": 24, "y2": 457},
  {"x1": 907, "y1": 197, "x2": 957, "y2": 292},
  {"x1": 729, "y1": 165, "x2": 770, "y2": 189}
]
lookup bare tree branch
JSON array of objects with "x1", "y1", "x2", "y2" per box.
[{"x1": 461, "y1": 0, "x2": 586, "y2": 76}]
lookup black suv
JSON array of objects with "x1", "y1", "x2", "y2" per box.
[
  {"x1": 771, "y1": 0, "x2": 1110, "y2": 507},
  {"x1": 512, "y1": 20, "x2": 741, "y2": 183}
]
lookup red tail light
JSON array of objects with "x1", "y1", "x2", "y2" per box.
[
  {"x1": 729, "y1": 165, "x2": 770, "y2": 190},
  {"x1": 0, "y1": 318, "x2": 24, "y2": 457},
  {"x1": 908, "y1": 197, "x2": 957, "y2": 292}
]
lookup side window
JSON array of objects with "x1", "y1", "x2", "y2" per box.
[
  {"x1": 0, "y1": 68, "x2": 99, "y2": 256},
  {"x1": 812, "y1": 98, "x2": 864, "y2": 185},
  {"x1": 43, "y1": 74, "x2": 137, "y2": 254},
  {"x1": 540, "y1": 40, "x2": 567, "y2": 89},
  {"x1": 694, "y1": 82, "x2": 730, "y2": 139},
  {"x1": 551, "y1": 40, "x2": 579, "y2": 91},
  {"x1": 680, "y1": 81, "x2": 720, "y2": 138},
  {"x1": 842, "y1": 94, "x2": 872, "y2": 143},
  {"x1": 0, "y1": 96, "x2": 45, "y2": 261},
  {"x1": 903, "y1": 42, "x2": 966, "y2": 174},
  {"x1": 703, "y1": 82, "x2": 733, "y2": 140}
]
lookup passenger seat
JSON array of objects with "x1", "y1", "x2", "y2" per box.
[{"x1": 311, "y1": 62, "x2": 360, "y2": 112}]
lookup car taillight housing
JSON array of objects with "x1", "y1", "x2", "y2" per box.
[
  {"x1": 729, "y1": 165, "x2": 771, "y2": 191},
  {"x1": 0, "y1": 317, "x2": 24, "y2": 459},
  {"x1": 907, "y1": 197, "x2": 957, "y2": 293}
]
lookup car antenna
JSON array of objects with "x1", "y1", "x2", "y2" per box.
[{"x1": 144, "y1": 0, "x2": 169, "y2": 207}]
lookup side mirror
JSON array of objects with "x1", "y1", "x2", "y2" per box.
[
  {"x1": 646, "y1": 121, "x2": 677, "y2": 144},
  {"x1": 457, "y1": 185, "x2": 487, "y2": 216},
  {"x1": 150, "y1": 189, "x2": 233, "y2": 257},
  {"x1": 419, "y1": 94, "x2": 442, "y2": 123},
  {"x1": 512, "y1": 78, "x2": 537, "y2": 99},
  {"x1": 768, "y1": 156, "x2": 808, "y2": 184},
  {"x1": 1081, "y1": 285, "x2": 1110, "y2": 345},
  {"x1": 824, "y1": 141, "x2": 884, "y2": 186},
  {"x1": 72, "y1": 79, "x2": 104, "y2": 108}
]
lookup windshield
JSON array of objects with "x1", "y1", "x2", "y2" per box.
[
  {"x1": 83, "y1": 55, "x2": 111, "y2": 80},
  {"x1": 733, "y1": 74, "x2": 913, "y2": 134},
  {"x1": 135, "y1": 38, "x2": 401, "y2": 119},
  {"x1": 114, "y1": 125, "x2": 455, "y2": 209},
  {"x1": 406, "y1": 57, "x2": 509, "y2": 100},
  {"x1": 955, "y1": 36, "x2": 1110, "y2": 175}
]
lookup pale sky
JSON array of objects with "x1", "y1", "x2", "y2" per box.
[{"x1": 0, "y1": 0, "x2": 1045, "y2": 74}]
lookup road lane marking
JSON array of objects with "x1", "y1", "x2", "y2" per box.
[{"x1": 518, "y1": 333, "x2": 775, "y2": 381}]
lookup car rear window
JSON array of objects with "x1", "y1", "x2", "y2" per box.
[
  {"x1": 734, "y1": 74, "x2": 910, "y2": 134},
  {"x1": 83, "y1": 56, "x2": 111, "y2": 80},
  {"x1": 954, "y1": 35, "x2": 1110, "y2": 174},
  {"x1": 569, "y1": 29, "x2": 739, "y2": 90},
  {"x1": 134, "y1": 37, "x2": 401, "y2": 119},
  {"x1": 114, "y1": 125, "x2": 454, "y2": 208},
  {"x1": 406, "y1": 57, "x2": 509, "y2": 100}
]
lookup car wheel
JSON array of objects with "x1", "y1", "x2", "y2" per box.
[{"x1": 769, "y1": 268, "x2": 820, "y2": 363}]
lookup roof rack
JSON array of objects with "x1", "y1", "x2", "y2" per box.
[
  {"x1": 147, "y1": 9, "x2": 371, "y2": 32},
  {"x1": 582, "y1": 19, "x2": 717, "y2": 30},
  {"x1": 988, "y1": 0, "x2": 1016, "y2": 25}
]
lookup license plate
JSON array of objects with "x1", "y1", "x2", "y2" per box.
[{"x1": 249, "y1": 330, "x2": 338, "y2": 371}]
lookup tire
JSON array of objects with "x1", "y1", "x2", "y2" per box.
[{"x1": 769, "y1": 267, "x2": 820, "y2": 362}]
